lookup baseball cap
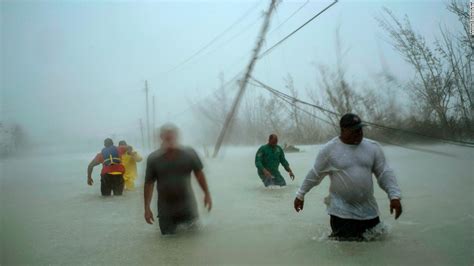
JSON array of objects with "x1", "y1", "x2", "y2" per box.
[{"x1": 339, "y1": 113, "x2": 367, "y2": 129}]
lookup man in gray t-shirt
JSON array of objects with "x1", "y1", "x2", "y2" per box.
[
  {"x1": 294, "y1": 113, "x2": 402, "y2": 241},
  {"x1": 144, "y1": 123, "x2": 212, "y2": 235}
]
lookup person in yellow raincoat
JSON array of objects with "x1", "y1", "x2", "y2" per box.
[{"x1": 118, "y1": 140, "x2": 143, "y2": 190}]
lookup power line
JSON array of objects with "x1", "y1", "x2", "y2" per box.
[
  {"x1": 160, "y1": 1, "x2": 263, "y2": 75},
  {"x1": 213, "y1": 0, "x2": 279, "y2": 158},
  {"x1": 253, "y1": 79, "x2": 459, "y2": 156},
  {"x1": 249, "y1": 80, "x2": 334, "y2": 126},
  {"x1": 263, "y1": 0, "x2": 311, "y2": 78},
  {"x1": 253, "y1": 77, "x2": 474, "y2": 147},
  {"x1": 219, "y1": 0, "x2": 316, "y2": 86},
  {"x1": 251, "y1": 77, "x2": 338, "y2": 114},
  {"x1": 268, "y1": 0, "x2": 310, "y2": 35},
  {"x1": 162, "y1": 0, "x2": 332, "y2": 83},
  {"x1": 168, "y1": 70, "x2": 244, "y2": 120},
  {"x1": 250, "y1": 77, "x2": 474, "y2": 147},
  {"x1": 249, "y1": 80, "x2": 438, "y2": 153},
  {"x1": 167, "y1": 0, "x2": 338, "y2": 125},
  {"x1": 165, "y1": 0, "x2": 313, "y2": 78},
  {"x1": 199, "y1": 14, "x2": 264, "y2": 60},
  {"x1": 258, "y1": 0, "x2": 338, "y2": 59}
]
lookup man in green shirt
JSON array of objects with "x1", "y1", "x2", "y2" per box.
[{"x1": 255, "y1": 134, "x2": 295, "y2": 187}]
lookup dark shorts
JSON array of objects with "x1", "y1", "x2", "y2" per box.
[
  {"x1": 100, "y1": 173, "x2": 124, "y2": 196},
  {"x1": 329, "y1": 215, "x2": 380, "y2": 241},
  {"x1": 158, "y1": 213, "x2": 197, "y2": 235}
]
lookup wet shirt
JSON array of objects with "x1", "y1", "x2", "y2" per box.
[
  {"x1": 296, "y1": 137, "x2": 401, "y2": 220},
  {"x1": 255, "y1": 144, "x2": 290, "y2": 177},
  {"x1": 94, "y1": 146, "x2": 126, "y2": 175},
  {"x1": 145, "y1": 147, "x2": 203, "y2": 218}
]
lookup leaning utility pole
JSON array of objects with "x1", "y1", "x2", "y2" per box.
[
  {"x1": 212, "y1": 0, "x2": 278, "y2": 158},
  {"x1": 144, "y1": 80, "x2": 151, "y2": 150}
]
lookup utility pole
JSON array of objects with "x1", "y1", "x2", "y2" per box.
[
  {"x1": 152, "y1": 95, "x2": 156, "y2": 149},
  {"x1": 145, "y1": 80, "x2": 150, "y2": 150},
  {"x1": 139, "y1": 118, "x2": 145, "y2": 150},
  {"x1": 212, "y1": 0, "x2": 278, "y2": 158}
]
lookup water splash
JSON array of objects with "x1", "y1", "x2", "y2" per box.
[
  {"x1": 312, "y1": 222, "x2": 391, "y2": 242},
  {"x1": 362, "y1": 222, "x2": 391, "y2": 241},
  {"x1": 265, "y1": 185, "x2": 287, "y2": 190}
]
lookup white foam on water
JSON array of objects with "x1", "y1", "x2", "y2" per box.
[
  {"x1": 311, "y1": 222, "x2": 391, "y2": 242},
  {"x1": 362, "y1": 222, "x2": 391, "y2": 241},
  {"x1": 311, "y1": 226, "x2": 332, "y2": 242},
  {"x1": 265, "y1": 185, "x2": 287, "y2": 190},
  {"x1": 176, "y1": 220, "x2": 200, "y2": 233}
]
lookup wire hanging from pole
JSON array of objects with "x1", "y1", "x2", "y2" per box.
[
  {"x1": 250, "y1": 76, "x2": 474, "y2": 148},
  {"x1": 258, "y1": 0, "x2": 338, "y2": 59},
  {"x1": 212, "y1": 0, "x2": 280, "y2": 158}
]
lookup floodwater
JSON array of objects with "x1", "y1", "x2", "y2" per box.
[{"x1": 1, "y1": 144, "x2": 473, "y2": 265}]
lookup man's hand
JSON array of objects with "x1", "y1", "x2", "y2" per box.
[
  {"x1": 87, "y1": 177, "x2": 94, "y2": 186},
  {"x1": 289, "y1": 171, "x2": 295, "y2": 180},
  {"x1": 262, "y1": 169, "x2": 272, "y2": 178},
  {"x1": 144, "y1": 208, "x2": 155, "y2": 224},
  {"x1": 390, "y1": 199, "x2": 402, "y2": 219},
  {"x1": 294, "y1": 197, "x2": 304, "y2": 212},
  {"x1": 204, "y1": 193, "x2": 212, "y2": 212}
]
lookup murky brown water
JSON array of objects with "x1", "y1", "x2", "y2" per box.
[{"x1": 1, "y1": 144, "x2": 473, "y2": 265}]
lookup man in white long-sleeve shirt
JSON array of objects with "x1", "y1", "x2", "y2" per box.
[{"x1": 294, "y1": 113, "x2": 402, "y2": 241}]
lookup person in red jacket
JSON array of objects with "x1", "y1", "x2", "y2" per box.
[{"x1": 87, "y1": 138, "x2": 127, "y2": 196}]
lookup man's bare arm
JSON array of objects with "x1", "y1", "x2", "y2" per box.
[
  {"x1": 87, "y1": 159, "x2": 100, "y2": 185},
  {"x1": 194, "y1": 170, "x2": 212, "y2": 211},
  {"x1": 144, "y1": 181, "x2": 155, "y2": 224},
  {"x1": 144, "y1": 181, "x2": 154, "y2": 210}
]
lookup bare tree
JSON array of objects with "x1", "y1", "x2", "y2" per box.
[
  {"x1": 283, "y1": 74, "x2": 305, "y2": 141},
  {"x1": 192, "y1": 73, "x2": 234, "y2": 145},
  {"x1": 377, "y1": 2, "x2": 472, "y2": 137},
  {"x1": 436, "y1": 0, "x2": 473, "y2": 135}
]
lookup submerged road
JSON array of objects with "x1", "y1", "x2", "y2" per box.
[{"x1": 1, "y1": 144, "x2": 473, "y2": 265}]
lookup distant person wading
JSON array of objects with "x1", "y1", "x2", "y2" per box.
[
  {"x1": 294, "y1": 113, "x2": 403, "y2": 241},
  {"x1": 118, "y1": 140, "x2": 142, "y2": 191},
  {"x1": 87, "y1": 138, "x2": 127, "y2": 196},
  {"x1": 255, "y1": 134, "x2": 295, "y2": 187},
  {"x1": 144, "y1": 123, "x2": 212, "y2": 235}
]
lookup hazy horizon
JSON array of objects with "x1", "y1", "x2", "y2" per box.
[{"x1": 1, "y1": 0, "x2": 460, "y2": 146}]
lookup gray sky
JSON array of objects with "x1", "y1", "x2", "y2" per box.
[{"x1": 1, "y1": 0, "x2": 460, "y2": 145}]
